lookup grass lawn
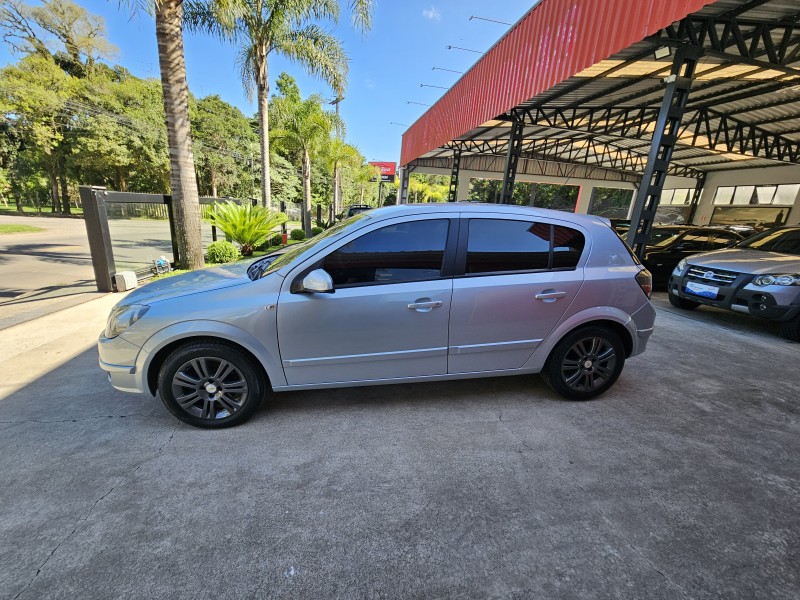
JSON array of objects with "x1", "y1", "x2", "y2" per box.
[
  {"x1": 0, "y1": 223, "x2": 45, "y2": 234},
  {"x1": 0, "y1": 205, "x2": 84, "y2": 217}
]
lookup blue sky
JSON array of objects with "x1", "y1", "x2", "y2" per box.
[{"x1": 0, "y1": 1, "x2": 532, "y2": 163}]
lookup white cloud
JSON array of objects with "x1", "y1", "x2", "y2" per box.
[{"x1": 422, "y1": 6, "x2": 441, "y2": 21}]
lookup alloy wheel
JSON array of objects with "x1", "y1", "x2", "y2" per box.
[
  {"x1": 171, "y1": 357, "x2": 249, "y2": 420},
  {"x1": 560, "y1": 336, "x2": 618, "y2": 392}
]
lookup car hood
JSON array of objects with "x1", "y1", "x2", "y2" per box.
[
  {"x1": 123, "y1": 261, "x2": 254, "y2": 305},
  {"x1": 685, "y1": 248, "x2": 800, "y2": 274}
]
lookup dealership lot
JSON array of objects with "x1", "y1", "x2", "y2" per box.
[{"x1": 1, "y1": 293, "x2": 798, "y2": 599}]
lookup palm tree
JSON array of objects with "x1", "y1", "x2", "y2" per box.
[
  {"x1": 324, "y1": 138, "x2": 361, "y2": 216},
  {"x1": 119, "y1": 0, "x2": 204, "y2": 269},
  {"x1": 271, "y1": 89, "x2": 341, "y2": 235},
  {"x1": 185, "y1": 0, "x2": 373, "y2": 209},
  {"x1": 155, "y1": 0, "x2": 204, "y2": 269}
]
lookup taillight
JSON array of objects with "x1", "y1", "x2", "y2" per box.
[{"x1": 636, "y1": 268, "x2": 653, "y2": 299}]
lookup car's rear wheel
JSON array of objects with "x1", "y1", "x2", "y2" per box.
[
  {"x1": 668, "y1": 289, "x2": 700, "y2": 310},
  {"x1": 158, "y1": 341, "x2": 266, "y2": 428},
  {"x1": 779, "y1": 314, "x2": 800, "y2": 342},
  {"x1": 542, "y1": 326, "x2": 625, "y2": 400}
]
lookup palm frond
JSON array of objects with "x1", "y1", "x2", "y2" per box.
[
  {"x1": 206, "y1": 201, "x2": 288, "y2": 254},
  {"x1": 348, "y1": 0, "x2": 373, "y2": 33},
  {"x1": 278, "y1": 24, "x2": 348, "y2": 96}
]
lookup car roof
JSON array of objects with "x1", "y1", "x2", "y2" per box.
[{"x1": 363, "y1": 202, "x2": 611, "y2": 228}]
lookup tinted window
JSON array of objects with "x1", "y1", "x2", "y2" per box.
[
  {"x1": 323, "y1": 219, "x2": 449, "y2": 286},
  {"x1": 678, "y1": 232, "x2": 709, "y2": 249},
  {"x1": 466, "y1": 220, "x2": 549, "y2": 274},
  {"x1": 707, "y1": 232, "x2": 739, "y2": 250},
  {"x1": 552, "y1": 225, "x2": 586, "y2": 269},
  {"x1": 739, "y1": 228, "x2": 800, "y2": 255}
]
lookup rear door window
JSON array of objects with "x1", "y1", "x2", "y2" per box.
[{"x1": 464, "y1": 219, "x2": 584, "y2": 274}]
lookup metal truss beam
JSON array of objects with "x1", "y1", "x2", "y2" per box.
[
  {"x1": 448, "y1": 149, "x2": 461, "y2": 202},
  {"x1": 652, "y1": 13, "x2": 800, "y2": 76},
  {"x1": 508, "y1": 100, "x2": 800, "y2": 165},
  {"x1": 445, "y1": 131, "x2": 703, "y2": 178},
  {"x1": 407, "y1": 154, "x2": 642, "y2": 184}
]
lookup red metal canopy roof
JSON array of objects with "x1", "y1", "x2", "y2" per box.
[{"x1": 400, "y1": 0, "x2": 717, "y2": 166}]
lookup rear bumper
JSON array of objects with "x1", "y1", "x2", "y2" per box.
[{"x1": 630, "y1": 302, "x2": 656, "y2": 357}]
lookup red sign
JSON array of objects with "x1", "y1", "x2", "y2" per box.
[{"x1": 369, "y1": 161, "x2": 397, "y2": 182}]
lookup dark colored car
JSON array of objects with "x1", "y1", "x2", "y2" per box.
[
  {"x1": 345, "y1": 204, "x2": 373, "y2": 218},
  {"x1": 642, "y1": 227, "x2": 744, "y2": 286}
]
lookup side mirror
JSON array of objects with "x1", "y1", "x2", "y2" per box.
[
  {"x1": 726, "y1": 240, "x2": 738, "y2": 248},
  {"x1": 677, "y1": 242, "x2": 696, "y2": 250},
  {"x1": 301, "y1": 269, "x2": 334, "y2": 293}
]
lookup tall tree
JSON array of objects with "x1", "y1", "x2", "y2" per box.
[
  {"x1": 0, "y1": 0, "x2": 116, "y2": 76},
  {"x1": 324, "y1": 137, "x2": 360, "y2": 215},
  {"x1": 192, "y1": 94, "x2": 257, "y2": 197},
  {"x1": 271, "y1": 79, "x2": 341, "y2": 235},
  {"x1": 153, "y1": 0, "x2": 204, "y2": 268},
  {"x1": 185, "y1": 0, "x2": 373, "y2": 209},
  {"x1": 0, "y1": 54, "x2": 81, "y2": 213}
]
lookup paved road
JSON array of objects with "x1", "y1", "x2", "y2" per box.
[
  {"x1": 1, "y1": 294, "x2": 797, "y2": 599},
  {"x1": 0, "y1": 215, "x2": 215, "y2": 329}
]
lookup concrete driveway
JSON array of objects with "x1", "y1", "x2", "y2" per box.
[{"x1": 0, "y1": 293, "x2": 798, "y2": 599}]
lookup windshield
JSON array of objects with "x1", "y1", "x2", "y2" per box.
[
  {"x1": 250, "y1": 214, "x2": 368, "y2": 279},
  {"x1": 737, "y1": 228, "x2": 800, "y2": 255},
  {"x1": 650, "y1": 228, "x2": 687, "y2": 247}
]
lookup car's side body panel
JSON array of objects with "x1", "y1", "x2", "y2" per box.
[{"x1": 276, "y1": 279, "x2": 453, "y2": 385}]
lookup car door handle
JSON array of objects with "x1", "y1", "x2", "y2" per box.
[
  {"x1": 407, "y1": 300, "x2": 443, "y2": 312},
  {"x1": 534, "y1": 290, "x2": 567, "y2": 302}
]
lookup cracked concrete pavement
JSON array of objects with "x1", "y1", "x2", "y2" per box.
[{"x1": 1, "y1": 292, "x2": 799, "y2": 599}]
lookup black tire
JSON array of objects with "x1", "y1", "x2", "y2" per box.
[
  {"x1": 779, "y1": 315, "x2": 800, "y2": 342},
  {"x1": 542, "y1": 326, "x2": 625, "y2": 401},
  {"x1": 668, "y1": 290, "x2": 700, "y2": 310},
  {"x1": 158, "y1": 341, "x2": 266, "y2": 428}
]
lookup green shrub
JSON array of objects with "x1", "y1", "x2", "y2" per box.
[
  {"x1": 290, "y1": 229, "x2": 306, "y2": 241},
  {"x1": 207, "y1": 240, "x2": 240, "y2": 263},
  {"x1": 311, "y1": 226, "x2": 323, "y2": 236},
  {"x1": 270, "y1": 233, "x2": 284, "y2": 246},
  {"x1": 206, "y1": 201, "x2": 288, "y2": 255}
]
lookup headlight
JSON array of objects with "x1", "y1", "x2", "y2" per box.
[
  {"x1": 105, "y1": 304, "x2": 149, "y2": 338},
  {"x1": 674, "y1": 258, "x2": 687, "y2": 274},
  {"x1": 752, "y1": 274, "x2": 800, "y2": 287}
]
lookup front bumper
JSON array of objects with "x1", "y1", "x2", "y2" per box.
[
  {"x1": 98, "y1": 332, "x2": 147, "y2": 393},
  {"x1": 668, "y1": 272, "x2": 800, "y2": 322}
]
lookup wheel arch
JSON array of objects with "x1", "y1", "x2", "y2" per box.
[
  {"x1": 523, "y1": 307, "x2": 637, "y2": 372},
  {"x1": 136, "y1": 321, "x2": 285, "y2": 395}
]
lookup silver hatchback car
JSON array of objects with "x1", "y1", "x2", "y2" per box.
[{"x1": 99, "y1": 204, "x2": 656, "y2": 428}]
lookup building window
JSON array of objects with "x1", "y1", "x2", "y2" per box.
[
  {"x1": 714, "y1": 184, "x2": 799, "y2": 206},
  {"x1": 661, "y1": 189, "x2": 692, "y2": 205}
]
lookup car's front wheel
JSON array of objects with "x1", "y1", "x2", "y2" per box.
[
  {"x1": 542, "y1": 326, "x2": 625, "y2": 400},
  {"x1": 779, "y1": 314, "x2": 800, "y2": 342},
  {"x1": 158, "y1": 341, "x2": 266, "y2": 428},
  {"x1": 668, "y1": 289, "x2": 700, "y2": 310}
]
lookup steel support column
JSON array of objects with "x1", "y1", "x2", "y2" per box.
[
  {"x1": 398, "y1": 166, "x2": 410, "y2": 204},
  {"x1": 500, "y1": 118, "x2": 524, "y2": 204},
  {"x1": 686, "y1": 173, "x2": 706, "y2": 225},
  {"x1": 448, "y1": 150, "x2": 462, "y2": 202},
  {"x1": 627, "y1": 45, "x2": 702, "y2": 258}
]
